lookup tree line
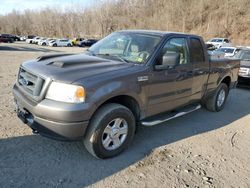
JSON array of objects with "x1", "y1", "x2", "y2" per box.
[{"x1": 0, "y1": 0, "x2": 249, "y2": 44}]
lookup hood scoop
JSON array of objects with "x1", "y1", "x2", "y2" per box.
[
  {"x1": 37, "y1": 53, "x2": 74, "y2": 61},
  {"x1": 48, "y1": 59, "x2": 108, "y2": 68},
  {"x1": 49, "y1": 61, "x2": 65, "y2": 68}
]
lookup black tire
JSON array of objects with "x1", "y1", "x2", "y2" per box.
[
  {"x1": 84, "y1": 103, "x2": 136, "y2": 159},
  {"x1": 204, "y1": 83, "x2": 229, "y2": 112},
  {"x1": 67, "y1": 43, "x2": 72, "y2": 47},
  {"x1": 42, "y1": 42, "x2": 46, "y2": 46},
  {"x1": 53, "y1": 43, "x2": 57, "y2": 47}
]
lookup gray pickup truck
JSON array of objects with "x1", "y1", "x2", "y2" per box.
[{"x1": 13, "y1": 30, "x2": 240, "y2": 158}]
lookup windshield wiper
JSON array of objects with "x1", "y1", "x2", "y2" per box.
[{"x1": 95, "y1": 53, "x2": 129, "y2": 63}]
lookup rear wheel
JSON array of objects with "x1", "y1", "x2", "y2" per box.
[
  {"x1": 53, "y1": 43, "x2": 57, "y2": 47},
  {"x1": 204, "y1": 83, "x2": 229, "y2": 112},
  {"x1": 67, "y1": 43, "x2": 72, "y2": 47},
  {"x1": 84, "y1": 103, "x2": 135, "y2": 159}
]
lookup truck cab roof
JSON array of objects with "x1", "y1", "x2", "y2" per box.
[{"x1": 119, "y1": 30, "x2": 201, "y2": 38}]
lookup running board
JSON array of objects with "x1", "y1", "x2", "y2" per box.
[{"x1": 141, "y1": 104, "x2": 201, "y2": 126}]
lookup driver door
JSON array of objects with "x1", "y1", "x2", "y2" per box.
[{"x1": 146, "y1": 37, "x2": 194, "y2": 116}]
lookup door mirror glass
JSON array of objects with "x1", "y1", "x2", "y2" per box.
[
  {"x1": 162, "y1": 52, "x2": 180, "y2": 67},
  {"x1": 155, "y1": 52, "x2": 180, "y2": 70}
]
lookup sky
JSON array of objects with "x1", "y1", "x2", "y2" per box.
[{"x1": 0, "y1": 0, "x2": 96, "y2": 15}]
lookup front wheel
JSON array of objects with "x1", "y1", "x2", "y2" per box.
[
  {"x1": 84, "y1": 103, "x2": 135, "y2": 159},
  {"x1": 204, "y1": 83, "x2": 229, "y2": 112}
]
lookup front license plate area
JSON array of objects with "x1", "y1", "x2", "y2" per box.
[{"x1": 15, "y1": 101, "x2": 34, "y2": 125}]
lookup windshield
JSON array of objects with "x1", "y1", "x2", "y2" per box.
[
  {"x1": 234, "y1": 50, "x2": 250, "y2": 59},
  {"x1": 216, "y1": 48, "x2": 234, "y2": 53},
  {"x1": 211, "y1": 39, "x2": 223, "y2": 42},
  {"x1": 242, "y1": 51, "x2": 250, "y2": 60},
  {"x1": 88, "y1": 32, "x2": 162, "y2": 64}
]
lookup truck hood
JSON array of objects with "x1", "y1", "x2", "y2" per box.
[
  {"x1": 241, "y1": 60, "x2": 250, "y2": 67},
  {"x1": 22, "y1": 53, "x2": 135, "y2": 84}
]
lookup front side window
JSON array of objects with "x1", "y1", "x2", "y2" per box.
[
  {"x1": 88, "y1": 32, "x2": 162, "y2": 64},
  {"x1": 158, "y1": 37, "x2": 189, "y2": 65}
]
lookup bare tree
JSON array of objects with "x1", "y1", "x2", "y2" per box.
[{"x1": 0, "y1": 0, "x2": 249, "y2": 44}]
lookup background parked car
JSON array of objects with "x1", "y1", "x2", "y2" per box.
[
  {"x1": 72, "y1": 38, "x2": 85, "y2": 46},
  {"x1": 214, "y1": 47, "x2": 241, "y2": 57},
  {"x1": 233, "y1": 49, "x2": 250, "y2": 84},
  {"x1": 207, "y1": 38, "x2": 232, "y2": 49},
  {"x1": 19, "y1": 36, "x2": 26, "y2": 41},
  {"x1": 0, "y1": 34, "x2": 17, "y2": 42},
  {"x1": 32, "y1": 37, "x2": 42, "y2": 44},
  {"x1": 48, "y1": 39, "x2": 73, "y2": 47},
  {"x1": 11, "y1": 35, "x2": 21, "y2": 41},
  {"x1": 38, "y1": 38, "x2": 55, "y2": 46},
  {"x1": 26, "y1": 35, "x2": 36, "y2": 43},
  {"x1": 36, "y1": 37, "x2": 47, "y2": 45},
  {"x1": 0, "y1": 34, "x2": 14, "y2": 43},
  {"x1": 78, "y1": 39, "x2": 98, "y2": 47}
]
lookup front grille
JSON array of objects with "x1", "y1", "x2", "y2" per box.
[{"x1": 18, "y1": 68, "x2": 45, "y2": 96}]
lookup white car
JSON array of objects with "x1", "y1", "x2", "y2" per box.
[
  {"x1": 207, "y1": 38, "x2": 232, "y2": 49},
  {"x1": 26, "y1": 36, "x2": 36, "y2": 44},
  {"x1": 48, "y1": 39, "x2": 73, "y2": 47},
  {"x1": 214, "y1": 47, "x2": 241, "y2": 57},
  {"x1": 38, "y1": 38, "x2": 54, "y2": 46},
  {"x1": 36, "y1": 37, "x2": 47, "y2": 45},
  {"x1": 20, "y1": 36, "x2": 26, "y2": 41},
  {"x1": 32, "y1": 37, "x2": 42, "y2": 44}
]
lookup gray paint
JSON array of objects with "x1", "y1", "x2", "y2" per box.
[{"x1": 13, "y1": 31, "x2": 240, "y2": 140}]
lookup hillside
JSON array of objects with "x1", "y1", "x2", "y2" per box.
[{"x1": 0, "y1": 0, "x2": 250, "y2": 45}]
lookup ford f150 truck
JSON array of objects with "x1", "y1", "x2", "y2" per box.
[{"x1": 13, "y1": 30, "x2": 240, "y2": 158}]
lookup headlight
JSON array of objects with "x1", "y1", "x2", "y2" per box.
[{"x1": 46, "y1": 82, "x2": 85, "y2": 103}]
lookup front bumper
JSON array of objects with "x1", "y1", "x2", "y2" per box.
[
  {"x1": 13, "y1": 84, "x2": 93, "y2": 141},
  {"x1": 17, "y1": 109, "x2": 88, "y2": 141}
]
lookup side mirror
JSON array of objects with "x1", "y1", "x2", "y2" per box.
[
  {"x1": 206, "y1": 43, "x2": 216, "y2": 51},
  {"x1": 155, "y1": 52, "x2": 180, "y2": 70}
]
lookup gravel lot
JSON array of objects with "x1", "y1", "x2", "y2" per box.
[{"x1": 0, "y1": 42, "x2": 250, "y2": 188}]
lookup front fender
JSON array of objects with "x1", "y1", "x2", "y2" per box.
[{"x1": 90, "y1": 80, "x2": 144, "y2": 111}]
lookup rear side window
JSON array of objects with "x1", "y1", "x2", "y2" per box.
[{"x1": 189, "y1": 38, "x2": 205, "y2": 63}]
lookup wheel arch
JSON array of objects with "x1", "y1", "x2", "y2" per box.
[
  {"x1": 220, "y1": 75, "x2": 231, "y2": 88},
  {"x1": 92, "y1": 95, "x2": 141, "y2": 122}
]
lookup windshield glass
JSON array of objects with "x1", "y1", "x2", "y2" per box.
[
  {"x1": 88, "y1": 32, "x2": 162, "y2": 64},
  {"x1": 217, "y1": 48, "x2": 234, "y2": 53},
  {"x1": 211, "y1": 39, "x2": 223, "y2": 42},
  {"x1": 242, "y1": 51, "x2": 250, "y2": 60},
  {"x1": 234, "y1": 50, "x2": 250, "y2": 59}
]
